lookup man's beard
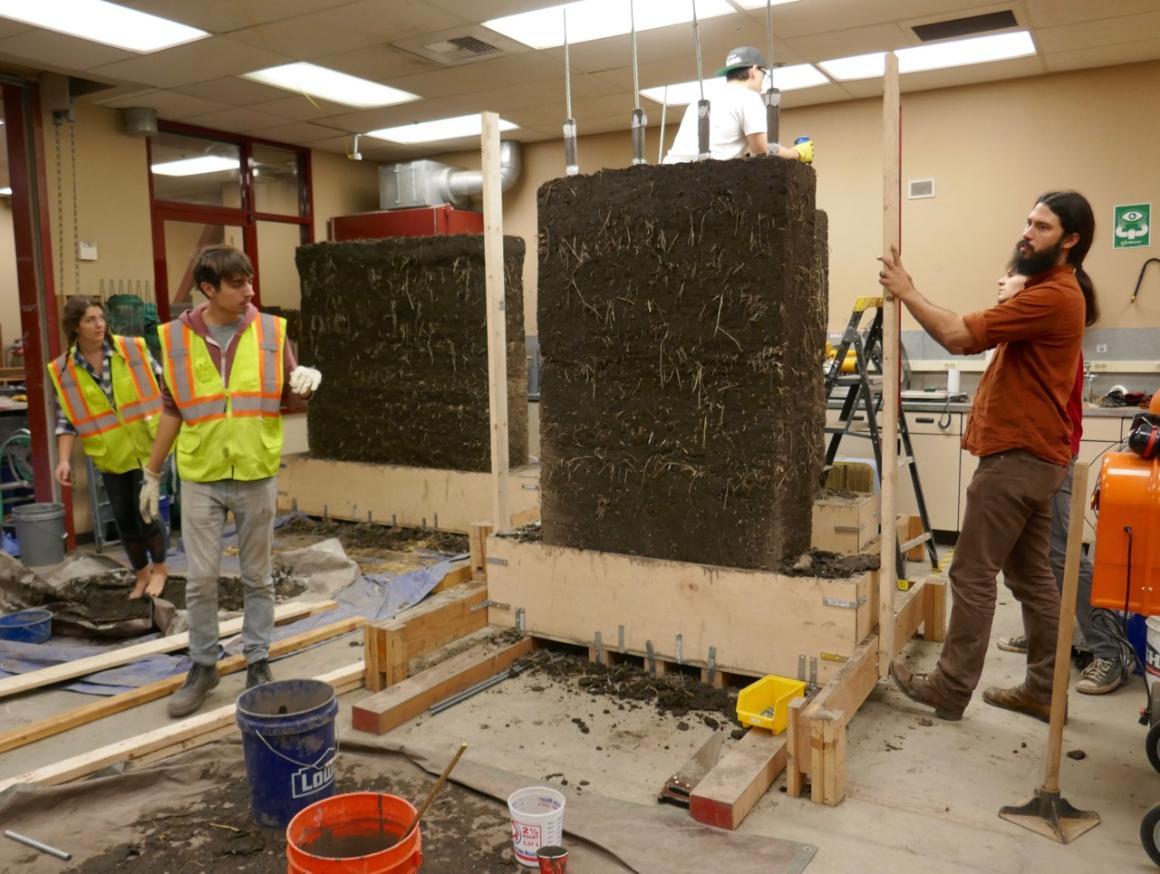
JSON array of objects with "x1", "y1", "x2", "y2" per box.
[{"x1": 1012, "y1": 236, "x2": 1065, "y2": 276}]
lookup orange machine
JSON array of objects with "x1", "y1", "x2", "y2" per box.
[{"x1": 1091, "y1": 392, "x2": 1160, "y2": 614}]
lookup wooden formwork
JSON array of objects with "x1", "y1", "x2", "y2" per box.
[{"x1": 276, "y1": 457, "x2": 541, "y2": 533}]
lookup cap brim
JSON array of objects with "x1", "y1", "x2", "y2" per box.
[{"x1": 713, "y1": 65, "x2": 732, "y2": 76}]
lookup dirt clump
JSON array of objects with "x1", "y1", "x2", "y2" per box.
[
  {"x1": 779, "y1": 549, "x2": 880, "y2": 579},
  {"x1": 279, "y1": 516, "x2": 468, "y2": 556},
  {"x1": 528, "y1": 649, "x2": 740, "y2": 725}
]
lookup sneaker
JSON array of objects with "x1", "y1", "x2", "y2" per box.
[
  {"x1": 982, "y1": 683, "x2": 1060, "y2": 724},
  {"x1": 1076, "y1": 657, "x2": 1124, "y2": 695},
  {"x1": 889, "y1": 661, "x2": 964, "y2": 721},
  {"x1": 167, "y1": 663, "x2": 220, "y2": 718},
  {"x1": 246, "y1": 659, "x2": 274, "y2": 689},
  {"x1": 997, "y1": 634, "x2": 1028, "y2": 654}
]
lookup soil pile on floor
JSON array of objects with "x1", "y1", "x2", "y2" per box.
[
  {"x1": 71, "y1": 760, "x2": 516, "y2": 873},
  {"x1": 528, "y1": 649, "x2": 740, "y2": 725},
  {"x1": 279, "y1": 516, "x2": 468, "y2": 555},
  {"x1": 296, "y1": 235, "x2": 528, "y2": 472},
  {"x1": 538, "y1": 158, "x2": 827, "y2": 569}
]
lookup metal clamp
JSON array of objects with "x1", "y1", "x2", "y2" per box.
[
  {"x1": 593, "y1": 631, "x2": 604, "y2": 664},
  {"x1": 470, "y1": 599, "x2": 510, "y2": 613},
  {"x1": 675, "y1": 633, "x2": 684, "y2": 665},
  {"x1": 618, "y1": 624, "x2": 626, "y2": 653},
  {"x1": 515, "y1": 607, "x2": 526, "y2": 634},
  {"x1": 485, "y1": 556, "x2": 509, "y2": 567},
  {"x1": 797, "y1": 654, "x2": 806, "y2": 682},
  {"x1": 823, "y1": 596, "x2": 866, "y2": 610},
  {"x1": 646, "y1": 640, "x2": 657, "y2": 677},
  {"x1": 706, "y1": 646, "x2": 717, "y2": 684}
]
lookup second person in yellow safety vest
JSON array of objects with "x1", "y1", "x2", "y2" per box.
[
  {"x1": 47, "y1": 296, "x2": 169, "y2": 599},
  {"x1": 140, "y1": 244, "x2": 321, "y2": 719}
]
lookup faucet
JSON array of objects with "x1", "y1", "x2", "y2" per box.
[{"x1": 1083, "y1": 361, "x2": 1098, "y2": 404}]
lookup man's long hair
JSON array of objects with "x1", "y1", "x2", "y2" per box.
[{"x1": 1037, "y1": 191, "x2": 1099, "y2": 326}]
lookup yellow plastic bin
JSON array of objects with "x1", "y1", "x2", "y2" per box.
[{"x1": 736, "y1": 675, "x2": 807, "y2": 734}]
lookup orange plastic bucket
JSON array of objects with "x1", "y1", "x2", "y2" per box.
[
  {"x1": 1092, "y1": 452, "x2": 1160, "y2": 614},
  {"x1": 286, "y1": 792, "x2": 422, "y2": 874}
]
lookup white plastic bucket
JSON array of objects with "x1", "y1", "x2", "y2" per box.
[
  {"x1": 1146, "y1": 617, "x2": 1160, "y2": 692},
  {"x1": 507, "y1": 786, "x2": 565, "y2": 867}
]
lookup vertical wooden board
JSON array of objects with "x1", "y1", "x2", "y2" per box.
[
  {"x1": 689, "y1": 730, "x2": 787, "y2": 831},
  {"x1": 385, "y1": 630, "x2": 408, "y2": 687},
  {"x1": 809, "y1": 719, "x2": 826, "y2": 804},
  {"x1": 923, "y1": 577, "x2": 947, "y2": 642},
  {"x1": 821, "y1": 711, "x2": 847, "y2": 807},
  {"x1": 485, "y1": 537, "x2": 864, "y2": 683},
  {"x1": 364, "y1": 624, "x2": 385, "y2": 692},
  {"x1": 786, "y1": 697, "x2": 806, "y2": 798},
  {"x1": 878, "y1": 50, "x2": 902, "y2": 679},
  {"x1": 469, "y1": 522, "x2": 493, "y2": 578},
  {"x1": 481, "y1": 111, "x2": 510, "y2": 532}
]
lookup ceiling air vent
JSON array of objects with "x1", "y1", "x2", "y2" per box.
[
  {"x1": 912, "y1": 10, "x2": 1018, "y2": 42},
  {"x1": 395, "y1": 25, "x2": 528, "y2": 67}
]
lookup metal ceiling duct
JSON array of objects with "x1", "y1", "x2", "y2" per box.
[{"x1": 379, "y1": 140, "x2": 521, "y2": 211}]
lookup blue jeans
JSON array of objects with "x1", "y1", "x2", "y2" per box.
[{"x1": 181, "y1": 477, "x2": 277, "y2": 667}]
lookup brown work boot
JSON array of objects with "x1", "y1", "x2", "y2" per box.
[
  {"x1": 890, "y1": 661, "x2": 963, "y2": 721},
  {"x1": 982, "y1": 683, "x2": 1062, "y2": 724}
]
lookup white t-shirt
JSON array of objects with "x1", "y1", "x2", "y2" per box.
[{"x1": 663, "y1": 84, "x2": 769, "y2": 163}]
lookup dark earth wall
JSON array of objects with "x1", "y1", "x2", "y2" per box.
[
  {"x1": 296, "y1": 235, "x2": 527, "y2": 472},
  {"x1": 538, "y1": 157, "x2": 826, "y2": 569}
]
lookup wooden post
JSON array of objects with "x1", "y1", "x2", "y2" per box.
[
  {"x1": 481, "y1": 111, "x2": 510, "y2": 532},
  {"x1": 878, "y1": 52, "x2": 901, "y2": 679},
  {"x1": 469, "y1": 522, "x2": 493, "y2": 580}
]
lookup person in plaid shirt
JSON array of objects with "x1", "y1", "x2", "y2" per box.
[{"x1": 49, "y1": 297, "x2": 169, "y2": 599}]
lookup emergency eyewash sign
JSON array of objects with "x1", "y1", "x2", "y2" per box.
[{"x1": 1113, "y1": 203, "x2": 1150, "y2": 249}]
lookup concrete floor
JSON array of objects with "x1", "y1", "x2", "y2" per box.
[{"x1": 1, "y1": 587, "x2": 1156, "y2": 872}]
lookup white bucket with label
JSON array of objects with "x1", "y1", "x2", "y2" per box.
[
  {"x1": 507, "y1": 786, "x2": 565, "y2": 867},
  {"x1": 1146, "y1": 617, "x2": 1160, "y2": 692}
]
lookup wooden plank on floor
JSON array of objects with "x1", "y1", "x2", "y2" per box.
[
  {"x1": 351, "y1": 637, "x2": 534, "y2": 735},
  {"x1": 0, "y1": 617, "x2": 366, "y2": 756},
  {"x1": 804, "y1": 636, "x2": 879, "y2": 725},
  {"x1": 0, "y1": 661, "x2": 365, "y2": 792},
  {"x1": 430, "y1": 561, "x2": 474, "y2": 595},
  {"x1": 923, "y1": 577, "x2": 947, "y2": 642},
  {"x1": 0, "y1": 600, "x2": 336, "y2": 701},
  {"x1": 689, "y1": 728, "x2": 787, "y2": 831},
  {"x1": 891, "y1": 578, "x2": 929, "y2": 660}
]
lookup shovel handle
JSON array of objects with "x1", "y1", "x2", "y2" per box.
[
  {"x1": 1043, "y1": 462, "x2": 1088, "y2": 793},
  {"x1": 401, "y1": 742, "x2": 467, "y2": 841}
]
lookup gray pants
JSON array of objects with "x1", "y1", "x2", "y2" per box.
[
  {"x1": 1049, "y1": 459, "x2": 1121, "y2": 662},
  {"x1": 182, "y1": 477, "x2": 278, "y2": 667}
]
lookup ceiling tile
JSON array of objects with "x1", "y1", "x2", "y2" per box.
[
  {"x1": 245, "y1": 121, "x2": 346, "y2": 143},
  {"x1": 1025, "y1": 0, "x2": 1160, "y2": 28},
  {"x1": 173, "y1": 77, "x2": 292, "y2": 106},
  {"x1": 390, "y1": 52, "x2": 560, "y2": 100},
  {"x1": 323, "y1": 97, "x2": 468, "y2": 133},
  {"x1": 782, "y1": 23, "x2": 914, "y2": 61},
  {"x1": 116, "y1": 0, "x2": 357, "y2": 34},
  {"x1": 89, "y1": 37, "x2": 290, "y2": 89},
  {"x1": 247, "y1": 94, "x2": 360, "y2": 122},
  {"x1": 0, "y1": 29, "x2": 136, "y2": 69},
  {"x1": 184, "y1": 106, "x2": 289, "y2": 133},
  {"x1": 312, "y1": 45, "x2": 434, "y2": 81},
  {"x1": 1036, "y1": 10, "x2": 1160, "y2": 54},
  {"x1": 1043, "y1": 38, "x2": 1160, "y2": 73},
  {"x1": 228, "y1": 0, "x2": 465, "y2": 59},
  {"x1": 96, "y1": 88, "x2": 229, "y2": 119}
]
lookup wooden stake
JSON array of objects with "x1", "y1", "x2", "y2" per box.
[
  {"x1": 878, "y1": 51, "x2": 901, "y2": 679},
  {"x1": 481, "y1": 111, "x2": 510, "y2": 533}
]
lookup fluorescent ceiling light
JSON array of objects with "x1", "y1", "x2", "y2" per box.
[
  {"x1": 366, "y1": 114, "x2": 518, "y2": 145},
  {"x1": 242, "y1": 63, "x2": 418, "y2": 109},
  {"x1": 0, "y1": 186, "x2": 11, "y2": 196},
  {"x1": 484, "y1": 0, "x2": 734, "y2": 50},
  {"x1": 820, "y1": 31, "x2": 1036, "y2": 81},
  {"x1": 0, "y1": 0, "x2": 207, "y2": 53},
  {"x1": 640, "y1": 64, "x2": 827, "y2": 105},
  {"x1": 151, "y1": 156, "x2": 239, "y2": 177}
]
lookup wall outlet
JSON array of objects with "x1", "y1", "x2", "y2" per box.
[
  {"x1": 1095, "y1": 343, "x2": 1108, "y2": 354},
  {"x1": 77, "y1": 241, "x2": 98, "y2": 261}
]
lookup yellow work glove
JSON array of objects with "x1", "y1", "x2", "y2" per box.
[{"x1": 794, "y1": 139, "x2": 814, "y2": 164}]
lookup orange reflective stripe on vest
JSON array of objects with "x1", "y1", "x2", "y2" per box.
[
  {"x1": 161, "y1": 320, "x2": 228, "y2": 424},
  {"x1": 114, "y1": 336, "x2": 162, "y2": 423}
]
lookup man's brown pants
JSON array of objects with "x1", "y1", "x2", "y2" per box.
[{"x1": 928, "y1": 450, "x2": 1067, "y2": 711}]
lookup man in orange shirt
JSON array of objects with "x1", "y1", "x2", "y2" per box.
[{"x1": 878, "y1": 191, "x2": 1095, "y2": 722}]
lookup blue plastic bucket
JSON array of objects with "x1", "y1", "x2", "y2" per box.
[
  {"x1": 235, "y1": 678, "x2": 339, "y2": 828},
  {"x1": 0, "y1": 609, "x2": 52, "y2": 643}
]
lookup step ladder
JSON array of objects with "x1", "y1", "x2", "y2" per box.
[{"x1": 823, "y1": 296, "x2": 939, "y2": 584}]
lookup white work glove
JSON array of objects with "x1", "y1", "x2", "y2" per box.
[
  {"x1": 289, "y1": 365, "x2": 321, "y2": 397},
  {"x1": 139, "y1": 467, "x2": 162, "y2": 524}
]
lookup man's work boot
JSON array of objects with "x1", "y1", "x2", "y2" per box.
[
  {"x1": 167, "y1": 663, "x2": 220, "y2": 718},
  {"x1": 889, "y1": 661, "x2": 964, "y2": 721},
  {"x1": 246, "y1": 659, "x2": 274, "y2": 689},
  {"x1": 982, "y1": 683, "x2": 1060, "y2": 724}
]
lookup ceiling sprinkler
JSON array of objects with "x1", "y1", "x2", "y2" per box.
[{"x1": 347, "y1": 133, "x2": 363, "y2": 161}]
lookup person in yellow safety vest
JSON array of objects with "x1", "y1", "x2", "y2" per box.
[
  {"x1": 139, "y1": 245, "x2": 321, "y2": 719},
  {"x1": 47, "y1": 297, "x2": 169, "y2": 599}
]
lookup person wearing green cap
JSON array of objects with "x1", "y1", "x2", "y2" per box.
[{"x1": 662, "y1": 46, "x2": 813, "y2": 165}]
